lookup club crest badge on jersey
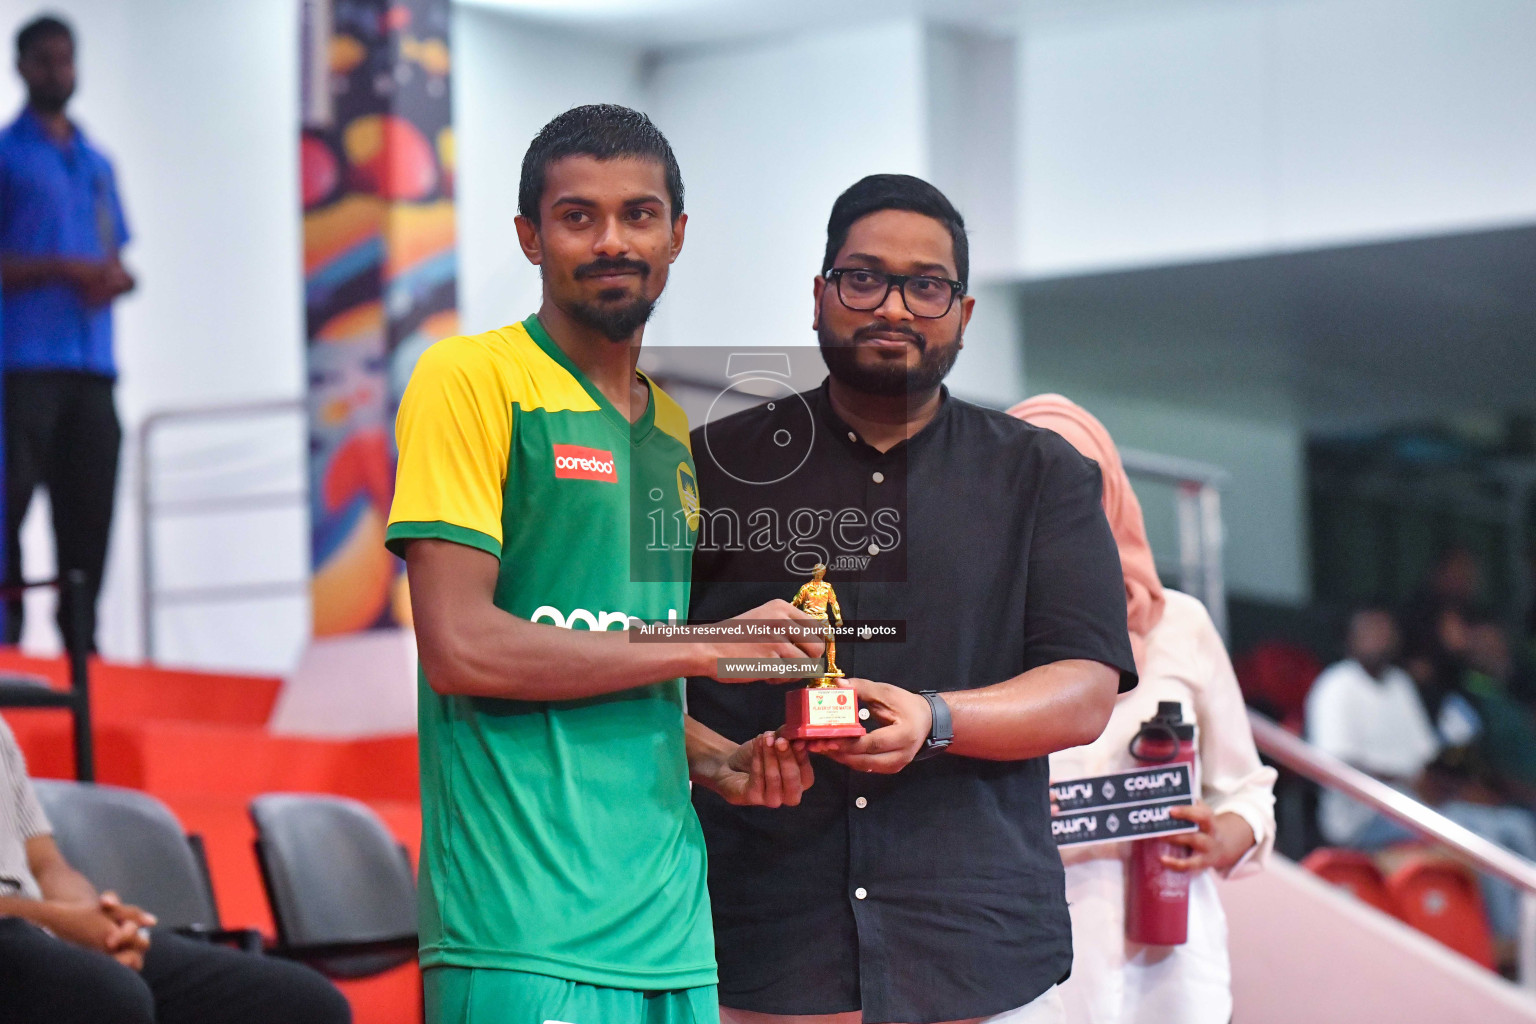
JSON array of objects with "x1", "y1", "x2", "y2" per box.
[{"x1": 677, "y1": 462, "x2": 700, "y2": 531}]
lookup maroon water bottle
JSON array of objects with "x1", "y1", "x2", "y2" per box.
[{"x1": 1124, "y1": 701, "x2": 1197, "y2": 945}]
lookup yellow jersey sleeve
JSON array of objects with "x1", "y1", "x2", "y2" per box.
[
  {"x1": 648, "y1": 376, "x2": 693, "y2": 454},
  {"x1": 385, "y1": 335, "x2": 511, "y2": 559}
]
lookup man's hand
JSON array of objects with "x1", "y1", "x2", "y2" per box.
[
  {"x1": 98, "y1": 891, "x2": 155, "y2": 969},
  {"x1": 803, "y1": 678, "x2": 932, "y2": 774},
  {"x1": 1161, "y1": 803, "x2": 1256, "y2": 874},
  {"x1": 699, "y1": 599, "x2": 826, "y2": 683},
  {"x1": 100, "y1": 259, "x2": 136, "y2": 302},
  {"x1": 60, "y1": 258, "x2": 134, "y2": 306},
  {"x1": 42, "y1": 898, "x2": 152, "y2": 969},
  {"x1": 99, "y1": 891, "x2": 156, "y2": 931},
  {"x1": 61, "y1": 258, "x2": 111, "y2": 302},
  {"x1": 695, "y1": 731, "x2": 814, "y2": 807}
]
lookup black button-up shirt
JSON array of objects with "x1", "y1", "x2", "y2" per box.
[{"x1": 687, "y1": 382, "x2": 1136, "y2": 1024}]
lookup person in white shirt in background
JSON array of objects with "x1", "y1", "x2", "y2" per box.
[
  {"x1": 1306, "y1": 605, "x2": 1536, "y2": 954},
  {"x1": 1306, "y1": 607, "x2": 1441, "y2": 848},
  {"x1": 1010, "y1": 395, "x2": 1277, "y2": 1024}
]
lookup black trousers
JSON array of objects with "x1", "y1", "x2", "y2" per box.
[
  {"x1": 0, "y1": 917, "x2": 352, "y2": 1024},
  {"x1": 3, "y1": 370, "x2": 122, "y2": 651}
]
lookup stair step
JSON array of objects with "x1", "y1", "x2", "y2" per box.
[
  {"x1": 0, "y1": 651, "x2": 280, "y2": 726},
  {"x1": 3, "y1": 714, "x2": 417, "y2": 803}
]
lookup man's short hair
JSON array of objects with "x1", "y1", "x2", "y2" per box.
[
  {"x1": 822, "y1": 174, "x2": 969, "y2": 290},
  {"x1": 16, "y1": 14, "x2": 71, "y2": 59},
  {"x1": 518, "y1": 104, "x2": 683, "y2": 225}
]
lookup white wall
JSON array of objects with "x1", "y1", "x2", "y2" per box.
[
  {"x1": 0, "y1": 0, "x2": 306, "y2": 670},
  {"x1": 1024, "y1": 381, "x2": 1311, "y2": 603},
  {"x1": 643, "y1": 21, "x2": 930, "y2": 352},
  {"x1": 454, "y1": 7, "x2": 644, "y2": 334},
  {"x1": 946, "y1": 281, "x2": 1025, "y2": 408},
  {"x1": 0, "y1": 3, "x2": 647, "y2": 673},
  {"x1": 1020, "y1": 1, "x2": 1271, "y2": 276},
  {"x1": 1019, "y1": 0, "x2": 1536, "y2": 277},
  {"x1": 23, "y1": 1, "x2": 1510, "y2": 668},
  {"x1": 925, "y1": 27, "x2": 1018, "y2": 281},
  {"x1": 642, "y1": 21, "x2": 1033, "y2": 409}
]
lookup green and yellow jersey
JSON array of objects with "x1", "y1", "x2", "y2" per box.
[{"x1": 385, "y1": 315, "x2": 710, "y2": 988}]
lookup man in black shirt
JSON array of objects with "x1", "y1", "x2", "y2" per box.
[{"x1": 687, "y1": 175, "x2": 1137, "y2": 1024}]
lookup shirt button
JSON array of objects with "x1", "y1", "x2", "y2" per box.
[
  {"x1": 847, "y1": 431, "x2": 858, "y2": 443},
  {"x1": 872, "y1": 471, "x2": 885, "y2": 484},
  {"x1": 854, "y1": 887, "x2": 868, "y2": 900},
  {"x1": 867, "y1": 543, "x2": 880, "y2": 556},
  {"x1": 855, "y1": 796, "x2": 868, "y2": 809}
]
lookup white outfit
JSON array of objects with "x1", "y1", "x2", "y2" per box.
[
  {"x1": 1303, "y1": 658, "x2": 1441, "y2": 844},
  {"x1": 1049, "y1": 591, "x2": 1277, "y2": 1024},
  {"x1": 978, "y1": 985, "x2": 1064, "y2": 1024}
]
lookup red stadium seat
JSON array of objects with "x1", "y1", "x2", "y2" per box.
[
  {"x1": 1301, "y1": 848, "x2": 1398, "y2": 916},
  {"x1": 1234, "y1": 641, "x2": 1324, "y2": 733},
  {"x1": 1385, "y1": 855, "x2": 1497, "y2": 968},
  {"x1": 1, "y1": 654, "x2": 423, "y2": 1024}
]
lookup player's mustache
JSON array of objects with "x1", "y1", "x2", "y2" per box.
[
  {"x1": 575, "y1": 257, "x2": 651, "y2": 280},
  {"x1": 851, "y1": 323, "x2": 926, "y2": 352}
]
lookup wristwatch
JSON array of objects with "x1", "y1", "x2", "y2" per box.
[{"x1": 912, "y1": 690, "x2": 953, "y2": 761}]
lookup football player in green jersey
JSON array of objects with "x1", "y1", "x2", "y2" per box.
[{"x1": 388, "y1": 105, "x2": 821, "y2": 1024}]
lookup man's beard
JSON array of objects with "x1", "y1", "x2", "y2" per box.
[
  {"x1": 560, "y1": 257, "x2": 657, "y2": 342},
  {"x1": 817, "y1": 321, "x2": 961, "y2": 397},
  {"x1": 568, "y1": 294, "x2": 656, "y2": 342}
]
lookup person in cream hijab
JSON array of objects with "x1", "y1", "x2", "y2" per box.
[{"x1": 1009, "y1": 395, "x2": 1277, "y2": 1024}]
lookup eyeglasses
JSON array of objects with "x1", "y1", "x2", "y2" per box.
[{"x1": 826, "y1": 268, "x2": 965, "y2": 319}]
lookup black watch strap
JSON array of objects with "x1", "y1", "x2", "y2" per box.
[{"x1": 912, "y1": 690, "x2": 953, "y2": 760}]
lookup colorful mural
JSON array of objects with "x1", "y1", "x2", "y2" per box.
[{"x1": 301, "y1": 0, "x2": 455, "y2": 635}]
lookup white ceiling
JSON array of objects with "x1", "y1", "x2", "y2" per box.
[{"x1": 453, "y1": 0, "x2": 1217, "y2": 49}]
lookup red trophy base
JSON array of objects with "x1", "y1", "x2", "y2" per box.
[{"x1": 781, "y1": 682, "x2": 866, "y2": 740}]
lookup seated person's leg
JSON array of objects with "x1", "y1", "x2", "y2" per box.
[
  {"x1": 140, "y1": 930, "x2": 351, "y2": 1024},
  {"x1": 1437, "y1": 801, "x2": 1536, "y2": 944},
  {"x1": 1348, "y1": 809, "x2": 1419, "y2": 850},
  {"x1": 0, "y1": 916, "x2": 156, "y2": 1024}
]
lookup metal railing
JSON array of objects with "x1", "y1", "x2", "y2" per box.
[
  {"x1": 1120, "y1": 447, "x2": 1228, "y2": 639},
  {"x1": 0, "y1": 572, "x2": 94, "y2": 780},
  {"x1": 137, "y1": 399, "x2": 306, "y2": 662},
  {"x1": 1249, "y1": 709, "x2": 1536, "y2": 988}
]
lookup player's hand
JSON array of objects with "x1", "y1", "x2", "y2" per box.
[
  {"x1": 1161, "y1": 803, "x2": 1255, "y2": 873},
  {"x1": 699, "y1": 599, "x2": 826, "y2": 683},
  {"x1": 706, "y1": 731, "x2": 815, "y2": 807},
  {"x1": 802, "y1": 678, "x2": 932, "y2": 774}
]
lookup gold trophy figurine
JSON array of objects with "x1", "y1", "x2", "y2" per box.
[
  {"x1": 791, "y1": 563, "x2": 844, "y2": 682},
  {"x1": 781, "y1": 564, "x2": 865, "y2": 739}
]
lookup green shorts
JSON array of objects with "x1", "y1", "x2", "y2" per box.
[{"x1": 424, "y1": 967, "x2": 719, "y2": 1024}]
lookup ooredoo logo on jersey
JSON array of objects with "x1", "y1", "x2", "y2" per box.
[{"x1": 553, "y1": 444, "x2": 618, "y2": 483}]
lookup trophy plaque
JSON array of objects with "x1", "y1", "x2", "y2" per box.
[{"x1": 780, "y1": 564, "x2": 866, "y2": 740}]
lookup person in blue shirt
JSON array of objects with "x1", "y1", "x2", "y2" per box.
[{"x1": 0, "y1": 15, "x2": 134, "y2": 652}]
